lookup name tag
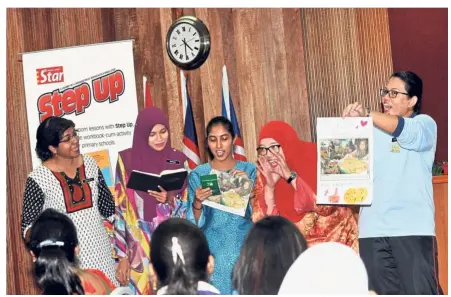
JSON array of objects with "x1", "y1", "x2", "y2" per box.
[
  {"x1": 82, "y1": 178, "x2": 95, "y2": 183},
  {"x1": 166, "y1": 159, "x2": 180, "y2": 165},
  {"x1": 391, "y1": 137, "x2": 401, "y2": 153}
]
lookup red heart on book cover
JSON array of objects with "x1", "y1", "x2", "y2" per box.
[{"x1": 360, "y1": 120, "x2": 368, "y2": 127}]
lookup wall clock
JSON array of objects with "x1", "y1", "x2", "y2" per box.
[{"x1": 166, "y1": 16, "x2": 211, "y2": 71}]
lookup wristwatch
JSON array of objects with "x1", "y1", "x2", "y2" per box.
[{"x1": 286, "y1": 171, "x2": 297, "y2": 183}]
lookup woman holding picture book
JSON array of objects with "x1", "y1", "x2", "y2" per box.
[
  {"x1": 113, "y1": 107, "x2": 188, "y2": 294},
  {"x1": 186, "y1": 116, "x2": 257, "y2": 294},
  {"x1": 253, "y1": 121, "x2": 359, "y2": 252}
]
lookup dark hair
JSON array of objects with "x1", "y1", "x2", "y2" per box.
[
  {"x1": 35, "y1": 116, "x2": 75, "y2": 162},
  {"x1": 232, "y1": 216, "x2": 308, "y2": 295},
  {"x1": 205, "y1": 116, "x2": 235, "y2": 160},
  {"x1": 150, "y1": 218, "x2": 211, "y2": 295},
  {"x1": 27, "y1": 208, "x2": 84, "y2": 295},
  {"x1": 391, "y1": 71, "x2": 423, "y2": 113}
]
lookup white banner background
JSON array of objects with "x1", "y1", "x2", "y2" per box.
[{"x1": 22, "y1": 40, "x2": 138, "y2": 172}]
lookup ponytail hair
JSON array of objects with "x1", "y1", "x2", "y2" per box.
[
  {"x1": 27, "y1": 209, "x2": 84, "y2": 295},
  {"x1": 166, "y1": 250, "x2": 197, "y2": 295},
  {"x1": 34, "y1": 245, "x2": 84, "y2": 295},
  {"x1": 151, "y1": 218, "x2": 211, "y2": 295}
]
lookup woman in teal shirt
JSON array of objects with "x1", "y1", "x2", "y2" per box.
[{"x1": 186, "y1": 116, "x2": 256, "y2": 294}]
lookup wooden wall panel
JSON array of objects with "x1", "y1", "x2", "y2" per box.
[
  {"x1": 301, "y1": 8, "x2": 393, "y2": 141},
  {"x1": 195, "y1": 8, "x2": 225, "y2": 122},
  {"x1": 233, "y1": 9, "x2": 266, "y2": 161},
  {"x1": 7, "y1": 8, "x2": 36, "y2": 295},
  {"x1": 282, "y1": 8, "x2": 311, "y2": 141},
  {"x1": 232, "y1": 8, "x2": 312, "y2": 162},
  {"x1": 159, "y1": 8, "x2": 185, "y2": 150},
  {"x1": 433, "y1": 176, "x2": 448, "y2": 294}
]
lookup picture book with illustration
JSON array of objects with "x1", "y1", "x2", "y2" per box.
[
  {"x1": 316, "y1": 117, "x2": 374, "y2": 205},
  {"x1": 200, "y1": 170, "x2": 254, "y2": 216}
]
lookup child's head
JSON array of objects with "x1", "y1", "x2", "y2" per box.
[
  {"x1": 278, "y1": 242, "x2": 369, "y2": 294},
  {"x1": 150, "y1": 218, "x2": 214, "y2": 294},
  {"x1": 232, "y1": 216, "x2": 308, "y2": 294},
  {"x1": 27, "y1": 208, "x2": 83, "y2": 295}
]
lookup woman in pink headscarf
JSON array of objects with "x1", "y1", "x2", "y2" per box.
[{"x1": 113, "y1": 107, "x2": 188, "y2": 294}]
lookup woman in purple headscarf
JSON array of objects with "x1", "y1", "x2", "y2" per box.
[{"x1": 113, "y1": 107, "x2": 188, "y2": 294}]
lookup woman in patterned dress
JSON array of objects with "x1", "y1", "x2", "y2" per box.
[
  {"x1": 113, "y1": 107, "x2": 188, "y2": 294},
  {"x1": 253, "y1": 121, "x2": 359, "y2": 252},
  {"x1": 186, "y1": 116, "x2": 257, "y2": 294},
  {"x1": 20, "y1": 116, "x2": 117, "y2": 285}
]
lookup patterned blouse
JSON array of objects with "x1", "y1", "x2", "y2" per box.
[{"x1": 20, "y1": 154, "x2": 117, "y2": 285}]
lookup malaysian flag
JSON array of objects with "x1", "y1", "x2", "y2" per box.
[
  {"x1": 143, "y1": 76, "x2": 153, "y2": 107},
  {"x1": 221, "y1": 65, "x2": 247, "y2": 161},
  {"x1": 180, "y1": 71, "x2": 201, "y2": 170}
]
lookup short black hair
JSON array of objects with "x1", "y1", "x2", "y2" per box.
[
  {"x1": 205, "y1": 116, "x2": 235, "y2": 160},
  {"x1": 150, "y1": 218, "x2": 211, "y2": 295},
  {"x1": 391, "y1": 71, "x2": 423, "y2": 113},
  {"x1": 35, "y1": 117, "x2": 75, "y2": 161},
  {"x1": 232, "y1": 216, "x2": 308, "y2": 294}
]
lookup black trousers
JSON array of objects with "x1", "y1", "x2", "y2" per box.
[{"x1": 359, "y1": 236, "x2": 443, "y2": 295}]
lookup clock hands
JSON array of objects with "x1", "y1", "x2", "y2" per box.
[
  {"x1": 185, "y1": 36, "x2": 197, "y2": 44},
  {"x1": 182, "y1": 38, "x2": 194, "y2": 51}
]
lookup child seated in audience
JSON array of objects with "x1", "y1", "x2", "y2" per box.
[
  {"x1": 278, "y1": 242, "x2": 375, "y2": 295},
  {"x1": 149, "y1": 218, "x2": 219, "y2": 295},
  {"x1": 232, "y1": 216, "x2": 308, "y2": 294},
  {"x1": 27, "y1": 208, "x2": 115, "y2": 295}
]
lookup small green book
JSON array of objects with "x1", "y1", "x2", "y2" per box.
[{"x1": 200, "y1": 174, "x2": 221, "y2": 196}]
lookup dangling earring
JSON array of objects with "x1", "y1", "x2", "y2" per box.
[{"x1": 152, "y1": 280, "x2": 157, "y2": 292}]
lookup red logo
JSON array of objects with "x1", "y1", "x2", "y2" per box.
[
  {"x1": 36, "y1": 66, "x2": 64, "y2": 85},
  {"x1": 360, "y1": 120, "x2": 368, "y2": 127}
]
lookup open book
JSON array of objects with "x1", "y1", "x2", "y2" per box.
[
  {"x1": 200, "y1": 170, "x2": 254, "y2": 217},
  {"x1": 126, "y1": 168, "x2": 187, "y2": 192}
]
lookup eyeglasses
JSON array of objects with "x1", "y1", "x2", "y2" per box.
[
  {"x1": 380, "y1": 88, "x2": 409, "y2": 99},
  {"x1": 60, "y1": 129, "x2": 79, "y2": 143},
  {"x1": 256, "y1": 144, "x2": 281, "y2": 156}
]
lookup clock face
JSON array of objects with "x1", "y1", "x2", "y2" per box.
[{"x1": 168, "y1": 23, "x2": 201, "y2": 64}]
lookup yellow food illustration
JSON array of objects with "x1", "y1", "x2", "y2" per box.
[
  {"x1": 339, "y1": 158, "x2": 369, "y2": 174},
  {"x1": 344, "y1": 187, "x2": 368, "y2": 204},
  {"x1": 221, "y1": 191, "x2": 246, "y2": 209},
  {"x1": 208, "y1": 195, "x2": 222, "y2": 204},
  {"x1": 357, "y1": 188, "x2": 368, "y2": 201}
]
